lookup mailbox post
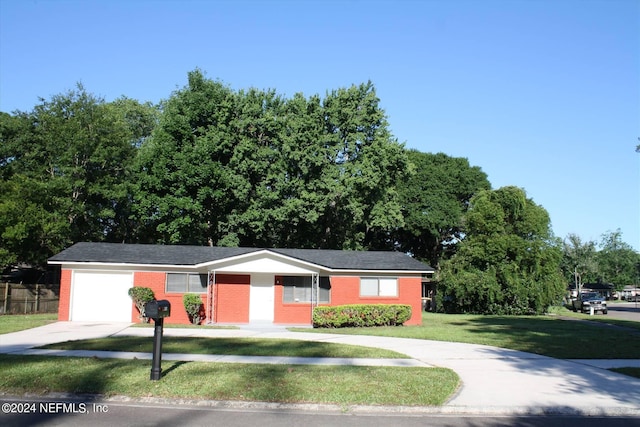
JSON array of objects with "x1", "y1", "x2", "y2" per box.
[{"x1": 144, "y1": 299, "x2": 171, "y2": 381}]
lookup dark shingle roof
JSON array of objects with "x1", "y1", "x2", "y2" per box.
[
  {"x1": 49, "y1": 242, "x2": 433, "y2": 272},
  {"x1": 272, "y1": 248, "x2": 431, "y2": 271},
  {"x1": 48, "y1": 243, "x2": 257, "y2": 266}
]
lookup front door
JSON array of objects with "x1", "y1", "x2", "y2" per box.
[{"x1": 249, "y1": 273, "x2": 275, "y2": 323}]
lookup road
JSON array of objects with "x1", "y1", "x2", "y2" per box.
[
  {"x1": 1, "y1": 398, "x2": 639, "y2": 427},
  {"x1": 605, "y1": 302, "x2": 640, "y2": 322}
]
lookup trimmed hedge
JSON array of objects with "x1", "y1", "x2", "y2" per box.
[
  {"x1": 128, "y1": 287, "x2": 155, "y2": 323},
  {"x1": 312, "y1": 304, "x2": 412, "y2": 328},
  {"x1": 183, "y1": 294, "x2": 204, "y2": 325}
]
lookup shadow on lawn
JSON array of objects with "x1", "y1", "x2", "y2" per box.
[
  {"x1": 161, "y1": 360, "x2": 188, "y2": 378},
  {"x1": 0, "y1": 356, "x2": 125, "y2": 426},
  {"x1": 451, "y1": 315, "x2": 640, "y2": 359}
]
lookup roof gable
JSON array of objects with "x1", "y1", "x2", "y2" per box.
[{"x1": 208, "y1": 250, "x2": 319, "y2": 274}]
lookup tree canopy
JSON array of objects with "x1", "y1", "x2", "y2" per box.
[
  {"x1": 0, "y1": 85, "x2": 156, "y2": 268},
  {"x1": 132, "y1": 70, "x2": 411, "y2": 250},
  {"x1": 560, "y1": 233, "x2": 599, "y2": 290},
  {"x1": 438, "y1": 186, "x2": 565, "y2": 314},
  {"x1": 559, "y1": 230, "x2": 640, "y2": 292},
  {"x1": 597, "y1": 230, "x2": 639, "y2": 289},
  {"x1": 395, "y1": 150, "x2": 490, "y2": 268},
  {"x1": 1, "y1": 71, "x2": 637, "y2": 317}
]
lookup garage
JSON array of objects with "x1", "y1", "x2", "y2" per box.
[{"x1": 70, "y1": 271, "x2": 133, "y2": 321}]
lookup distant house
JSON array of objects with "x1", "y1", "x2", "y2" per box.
[
  {"x1": 48, "y1": 242, "x2": 434, "y2": 326},
  {"x1": 621, "y1": 285, "x2": 640, "y2": 301},
  {"x1": 568, "y1": 283, "x2": 616, "y2": 300}
]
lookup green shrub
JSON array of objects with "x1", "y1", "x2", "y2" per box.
[
  {"x1": 127, "y1": 287, "x2": 155, "y2": 323},
  {"x1": 183, "y1": 294, "x2": 204, "y2": 325},
  {"x1": 312, "y1": 304, "x2": 411, "y2": 328}
]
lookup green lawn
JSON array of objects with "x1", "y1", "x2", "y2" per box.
[
  {"x1": 0, "y1": 354, "x2": 458, "y2": 407},
  {"x1": 44, "y1": 336, "x2": 408, "y2": 359},
  {"x1": 0, "y1": 313, "x2": 57, "y2": 334},
  {"x1": 3, "y1": 311, "x2": 639, "y2": 360},
  {"x1": 2, "y1": 309, "x2": 639, "y2": 404},
  {"x1": 547, "y1": 305, "x2": 640, "y2": 331},
  {"x1": 293, "y1": 310, "x2": 640, "y2": 359}
]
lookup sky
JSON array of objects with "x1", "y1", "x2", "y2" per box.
[{"x1": 1, "y1": 0, "x2": 639, "y2": 250}]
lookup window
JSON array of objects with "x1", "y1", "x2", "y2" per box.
[
  {"x1": 166, "y1": 273, "x2": 207, "y2": 293},
  {"x1": 282, "y1": 276, "x2": 330, "y2": 303},
  {"x1": 360, "y1": 277, "x2": 397, "y2": 297}
]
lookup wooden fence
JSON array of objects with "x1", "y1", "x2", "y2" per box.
[{"x1": 0, "y1": 283, "x2": 59, "y2": 314}]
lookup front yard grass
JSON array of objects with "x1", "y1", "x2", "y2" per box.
[
  {"x1": 2, "y1": 309, "x2": 639, "y2": 403},
  {"x1": 293, "y1": 310, "x2": 640, "y2": 359},
  {"x1": 0, "y1": 313, "x2": 57, "y2": 334},
  {"x1": 0, "y1": 354, "x2": 458, "y2": 407},
  {"x1": 547, "y1": 305, "x2": 640, "y2": 331},
  {"x1": 43, "y1": 336, "x2": 408, "y2": 359}
]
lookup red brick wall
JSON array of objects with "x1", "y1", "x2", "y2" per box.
[
  {"x1": 58, "y1": 269, "x2": 72, "y2": 321},
  {"x1": 132, "y1": 271, "x2": 210, "y2": 325},
  {"x1": 59, "y1": 269, "x2": 422, "y2": 326},
  {"x1": 323, "y1": 276, "x2": 422, "y2": 325},
  {"x1": 398, "y1": 277, "x2": 423, "y2": 325},
  {"x1": 213, "y1": 274, "x2": 250, "y2": 324},
  {"x1": 273, "y1": 276, "x2": 314, "y2": 324},
  {"x1": 128, "y1": 272, "x2": 251, "y2": 325},
  {"x1": 271, "y1": 275, "x2": 423, "y2": 326}
]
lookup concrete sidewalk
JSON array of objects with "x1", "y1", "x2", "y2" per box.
[
  {"x1": 1, "y1": 321, "x2": 640, "y2": 416},
  {"x1": 18, "y1": 348, "x2": 430, "y2": 367}
]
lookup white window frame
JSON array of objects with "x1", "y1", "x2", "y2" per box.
[
  {"x1": 282, "y1": 276, "x2": 330, "y2": 303},
  {"x1": 360, "y1": 277, "x2": 398, "y2": 297},
  {"x1": 166, "y1": 273, "x2": 207, "y2": 293}
]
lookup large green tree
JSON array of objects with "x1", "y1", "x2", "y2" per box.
[
  {"x1": 596, "y1": 229, "x2": 639, "y2": 290},
  {"x1": 271, "y1": 92, "x2": 328, "y2": 248},
  {"x1": 219, "y1": 87, "x2": 290, "y2": 247},
  {"x1": 560, "y1": 233, "x2": 598, "y2": 293},
  {"x1": 438, "y1": 186, "x2": 564, "y2": 314},
  {"x1": 133, "y1": 71, "x2": 409, "y2": 250},
  {"x1": 133, "y1": 71, "x2": 238, "y2": 245},
  {"x1": 395, "y1": 150, "x2": 490, "y2": 268},
  {"x1": 0, "y1": 85, "x2": 156, "y2": 269},
  {"x1": 314, "y1": 81, "x2": 409, "y2": 250}
]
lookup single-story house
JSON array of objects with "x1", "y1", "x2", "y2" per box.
[
  {"x1": 48, "y1": 242, "x2": 434, "y2": 326},
  {"x1": 568, "y1": 283, "x2": 616, "y2": 300},
  {"x1": 621, "y1": 285, "x2": 640, "y2": 301}
]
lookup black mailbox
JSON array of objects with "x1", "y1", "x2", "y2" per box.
[
  {"x1": 145, "y1": 300, "x2": 171, "y2": 319},
  {"x1": 145, "y1": 299, "x2": 171, "y2": 381}
]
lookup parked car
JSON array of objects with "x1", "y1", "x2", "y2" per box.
[{"x1": 572, "y1": 292, "x2": 607, "y2": 315}]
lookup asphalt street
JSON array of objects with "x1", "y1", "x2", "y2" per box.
[
  {"x1": 1, "y1": 396, "x2": 640, "y2": 427},
  {"x1": 605, "y1": 302, "x2": 640, "y2": 322}
]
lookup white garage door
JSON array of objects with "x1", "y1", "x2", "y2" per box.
[{"x1": 70, "y1": 271, "x2": 133, "y2": 322}]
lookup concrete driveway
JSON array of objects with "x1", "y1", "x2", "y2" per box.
[
  {"x1": 1, "y1": 321, "x2": 640, "y2": 416},
  {"x1": 0, "y1": 321, "x2": 132, "y2": 353}
]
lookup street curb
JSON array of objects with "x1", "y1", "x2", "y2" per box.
[{"x1": 2, "y1": 392, "x2": 639, "y2": 417}]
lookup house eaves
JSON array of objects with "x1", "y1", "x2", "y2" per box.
[{"x1": 48, "y1": 242, "x2": 434, "y2": 274}]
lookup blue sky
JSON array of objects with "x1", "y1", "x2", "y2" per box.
[{"x1": 1, "y1": 0, "x2": 638, "y2": 250}]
